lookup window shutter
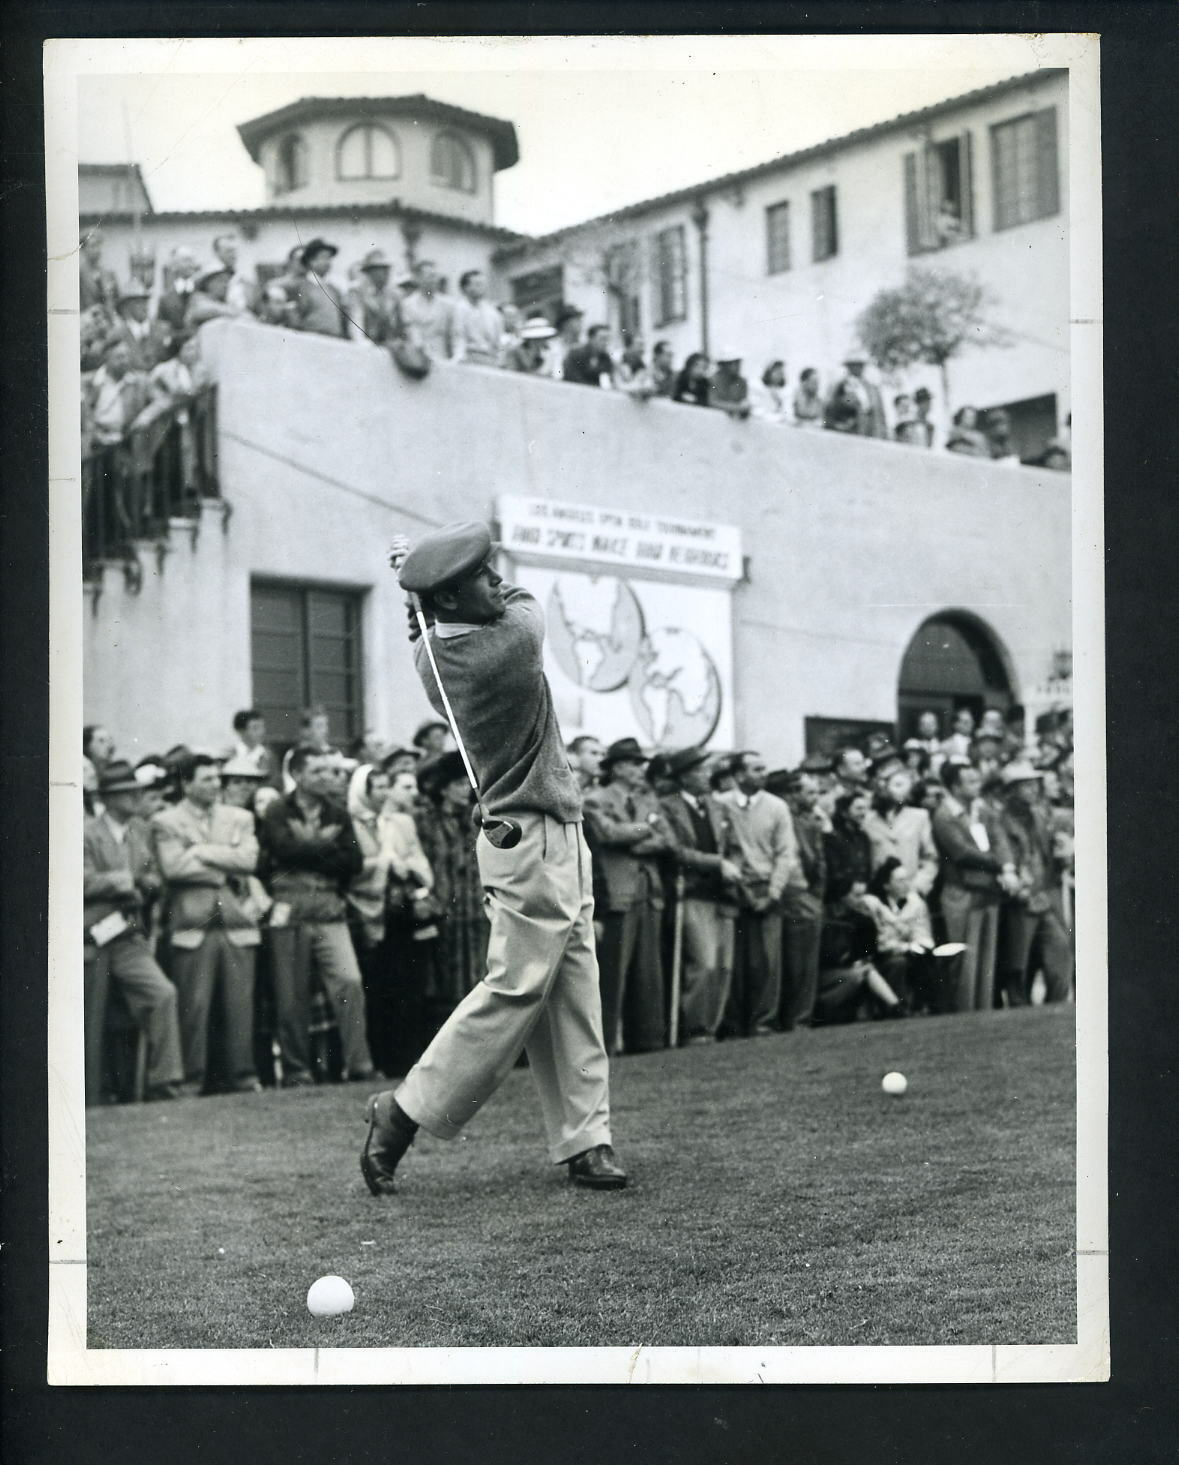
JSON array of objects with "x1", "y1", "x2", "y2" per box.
[
  {"x1": 828, "y1": 187, "x2": 839, "y2": 257},
  {"x1": 904, "y1": 153, "x2": 920, "y2": 255},
  {"x1": 1035, "y1": 107, "x2": 1060, "y2": 218},
  {"x1": 959, "y1": 130, "x2": 975, "y2": 236}
]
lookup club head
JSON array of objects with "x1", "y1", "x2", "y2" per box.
[{"x1": 481, "y1": 817, "x2": 522, "y2": 849}]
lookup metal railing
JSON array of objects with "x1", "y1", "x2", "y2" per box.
[{"x1": 82, "y1": 385, "x2": 219, "y2": 575}]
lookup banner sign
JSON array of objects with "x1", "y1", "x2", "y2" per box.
[{"x1": 496, "y1": 494, "x2": 743, "y2": 586}]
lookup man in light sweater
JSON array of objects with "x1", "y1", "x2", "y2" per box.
[
  {"x1": 717, "y1": 751, "x2": 801, "y2": 1036},
  {"x1": 361, "y1": 522, "x2": 627, "y2": 1193}
]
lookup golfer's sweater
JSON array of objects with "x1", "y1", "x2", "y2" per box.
[{"x1": 413, "y1": 585, "x2": 582, "y2": 823}]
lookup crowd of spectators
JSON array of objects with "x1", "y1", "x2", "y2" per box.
[
  {"x1": 81, "y1": 698, "x2": 1075, "y2": 1106},
  {"x1": 78, "y1": 227, "x2": 1072, "y2": 470}
]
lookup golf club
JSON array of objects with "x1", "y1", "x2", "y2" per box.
[{"x1": 408, "y1": 589, "x2": 523, "y2": 850}]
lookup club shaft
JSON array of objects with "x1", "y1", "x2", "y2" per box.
[{"x1": 411, "y1": 596, "x2": 482, "y2": 801}]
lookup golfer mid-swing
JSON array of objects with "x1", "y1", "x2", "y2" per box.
[{"x1": 361, "y1": 522, "x2": 628, "y2": 1192}]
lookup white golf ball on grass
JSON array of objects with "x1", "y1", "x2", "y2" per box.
[
  {"x1": 881, "y1": 1071, "x2": 908, "y2": 1097},
  {"x1": 307, "y1": 1275, "x2": 355, "y2": 1317}
]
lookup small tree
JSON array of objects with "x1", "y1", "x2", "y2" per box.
[{"x1": 855, "y1": 265, "x2": 1012, "y2": 408}]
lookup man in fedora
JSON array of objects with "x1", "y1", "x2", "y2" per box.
[
  {"x1": 824, "y1": 352, "x2": 888, "y2": 438},
  {"x1": 347, "y1": 248, "x2": 401, "y2": 344},
  {"x1": 152, "y1": 754, "x2": 264, "y2": 1094},
  {"x1": 361, "y1": 522, "x2": 628, "y2": 1194},
  {"x1": 583, "y1": 737, "x2": 673, "y2": 1055},
  {"x1": 996, "y1": 761, "x2": 1073, "y2": 1006},
  {"x1": 83, "y1": 760, "x2": 184, "y2": 1104},
  {"x1": 186, "y1": 267, "x2": 240, "y2": 330},
  {"x1": 218, "y1": 750, "x2": 269, "y2": 812},
  {"x1": 110, "y1": 282, "x2": 172, "y2": 371},
  {"x1": 289, "y1": 239, "x2": 351, "y2": 339},
  {"x1": 660, "y1": 747, "x2": 742, "y2": 1043},
  {"x1": 503, "y1": 315, "x2": 557, "y2": 374}
]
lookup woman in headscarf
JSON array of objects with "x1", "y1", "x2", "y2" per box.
[
  {"x1": 414, "y1": 751, "x2": 490, "y2": 1033},
  {"x1": 346, "y1": 763, "x2": 396, "y2": 1076}
]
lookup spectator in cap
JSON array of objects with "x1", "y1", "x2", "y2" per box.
[
  {"x1": 289, "y1": 240, "x2": 350, "y2": 339},
  {"x1": 776, "y1": 770, "x2": 828, "y2": 1031},
  {"x1": 396, "y1": 259, "x2": 455, "y2": 360},
  {"x1": 186, "y1": 267, "x2": 239, "y2": 330},
  {"x1": 414, "y1": 719, "x2": 453, "y2": 758},
  {"x1": 931, "y1": 761, "x2": 1020, "y2": 1012},
  {"x1": 452, "y1": 269, "x2": 505, "y2": 366},
  {"x1": 583, "y1": 737, "x2": 673, "y2": 1054},
  {"x1": 672, "y1": 352, "x2": 713, "y2": 408},
  {"x1": 660, "y1": 747, "x2": 742, "y2": 1043},
  {"x1": 996, "y1": 762, "x2": 1073, "y2": 1006},
  {"x1": 361, "y1": 523, "x2": 630, "y2": 1195},
  {"x1": 152, "y1": 754, "x2": 264, "y2": 1095},
  {"x1": 258, "y1": 743, "x2": 376, "y2": 1086},
  {"x1": 219, "y1": 751, "x2": 268, "y2": 811},
  {"x1": 211, "y1": 232, "x2": 255, "y2": 315},
  {"x1": 709, "y1": 350, "x2": 751, "y2": 419},
  {"x1": 562, "y1": 323, "x2": 616, "y2": 389},
  {"x1": 503, "y1": 315, "x2": 557, "y2": 374},
  {"x1": 346, "y1": 248, "x2": 402, "y2": 345},
  {"x1": 863, "y1": 766, "x2": 938, "y2": 897},
  {"x1": 381, "y1": 745, "x2": 422, "y2": 778},
  {"x1": 83, "y1": 759, "x2": 184, "y2": 1104},
  {"x1": 716, "y1": 752, "x2": 800, "y2": 1037},
  {"x1": 546, "y1": 304, "x2": 584, "y2": 380},
  {"x1": 792, "y1": 366, "x2": 824, "y2": 428},
  {"x1": 825, "y1": 354, "x2": 887, "y2": 438},
  {"x1": 111, "y1": 282, "x2": 172, "y2": 371},
  {"x1": 155, "y1": 247, "x2": 203, "y2": 332}
]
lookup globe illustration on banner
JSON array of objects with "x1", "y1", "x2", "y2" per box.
[
  {"x1": 627, "y1": 627, "x2": 722, "y2": 748},
  {"x1": 547, "y1": 575, "x2": 645, "y2": 692}
]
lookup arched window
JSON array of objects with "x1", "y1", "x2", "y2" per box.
[
  {"x1": 336, "y1": 122, "x2": 400, "y2": 182},
  {"x1": 430, "y1": 131, "x2": 476, "y2": 193},
  {"x1": 275, "y1": 133, "x2": 308, "y2": 195}
]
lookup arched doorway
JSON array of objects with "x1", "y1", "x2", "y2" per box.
[{"x1": 897, "y1": 612, "x2": 1015, "y2": 741}]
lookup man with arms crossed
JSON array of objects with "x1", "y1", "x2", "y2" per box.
[{"x1": 361, "y1": 523, "x2": 627, "y2": 1192}]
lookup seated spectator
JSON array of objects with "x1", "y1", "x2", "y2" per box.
[
  {"x1": 111, "y1": 283, "x2": 172, "y2": 371},
  {"x1": 862, "y1": 856, "x2": 936, "y2": 1011},
  {"x1": 945, "y1": 406, "x2": 990, "y2": 457},
  {"x1": 710, "y1": 350, "x2": 751, "y2": 418},
  {"x1": 152, "y1": 754, "x2": 264, "y2": 1095},
  {"x1": 83, "y1": 759, "x2": 184, "y2": 1104},
  {"x1": 288, "y1": 240, "x2": 351, "y2": 339},
  {"x1": 983, "y1": 407, "x2": 1020, "y2": 464},
  {"x1": 503, "y1": 314, "x2": 557, "y2": 373},
  {"x1": 211, "y1": 232, "x2": 255, "y2": 314},
  {"x1": 563, "y1": 323, "x2": 616, "y2": 387},
  {"x1": 346, "y1": 248, "x2": 401, "y2": 345},
  {"x1": 792, "y1": 366, "x2": 824, "y2": 427},
  {"x1": 397, "y1": 259, "x2": 455, "y2": 360},
  {"x1": 187, "y1": 267, "x2": 240, "y2": 330},
  {"x1": 154, "y1": 247, "x2": 202, "y2": 333},
  {"x1": 815, "y1": 886, "x2": 906, "y2": 1023},
  {"x1": 452, "y1": 269, "x2": 504, "y2": 365},
  {"x1": 83, "y1": 338, "x2": 154, "y2": 447},
  {"x1": 673, "y1": 352, "x2": 712, "y2": 407},
  {"x1": 649, "y1": 340, "x2": 677, "y2": 397},
  {"x1": 752, "y1": 360, "x2": 789, "y2": 422}
]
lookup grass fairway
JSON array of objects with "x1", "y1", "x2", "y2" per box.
[{"x1": 86, "y1": 1005, "x2": 1076, "y2": 1350}]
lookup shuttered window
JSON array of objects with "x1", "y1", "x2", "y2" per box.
[
  {"x1": 903, "y1": 133, "x2": 975, "y2": 254},
  {"x1": 811, "y1": 186, "x2": 838, "y2": 262},
  {"x1": 652, "y1": 225, "x2": 687, "y2": 325},
  {"x1": 766, "y1": 201, "x2": 791, "y2": 274},
  {"x1": 251, "y1": 582, "x2": 364, "y2": 749},
  {"x1": 991, "y1": 108, "x2": 1060, "y2": 230}
]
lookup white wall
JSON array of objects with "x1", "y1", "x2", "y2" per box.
[{"x1": 84, "y1": 321, "x2": 1072, "y2": 768}]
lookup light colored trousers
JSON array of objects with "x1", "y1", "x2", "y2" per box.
[
  {"x1": 678, "y1": 898, "x2": 735, "y2": 1037},
  {"x1": 940, "y1": 886, "x2": 1001, "y2": 1012},
  {"x1": 397, "y1": 812, "x2": 613, "y2": 1164}
]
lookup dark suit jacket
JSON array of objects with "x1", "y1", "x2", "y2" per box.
[
  {"x1": 932, "y1": 796, "x2": 1013, "y2": 894},
  {"x1": 259, "y1": 793, "x2": 363, "y2": 922},
  {"x1": 582, "y1": 781, "x2": 671, "y2": 913},
  {"x1": 660, "y1": 791, "x2": 737, "y2": 907}
]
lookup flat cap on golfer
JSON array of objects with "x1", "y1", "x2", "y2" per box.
[{"x1": 399, "y1": 521, "x2": 497, "y2": 594}]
